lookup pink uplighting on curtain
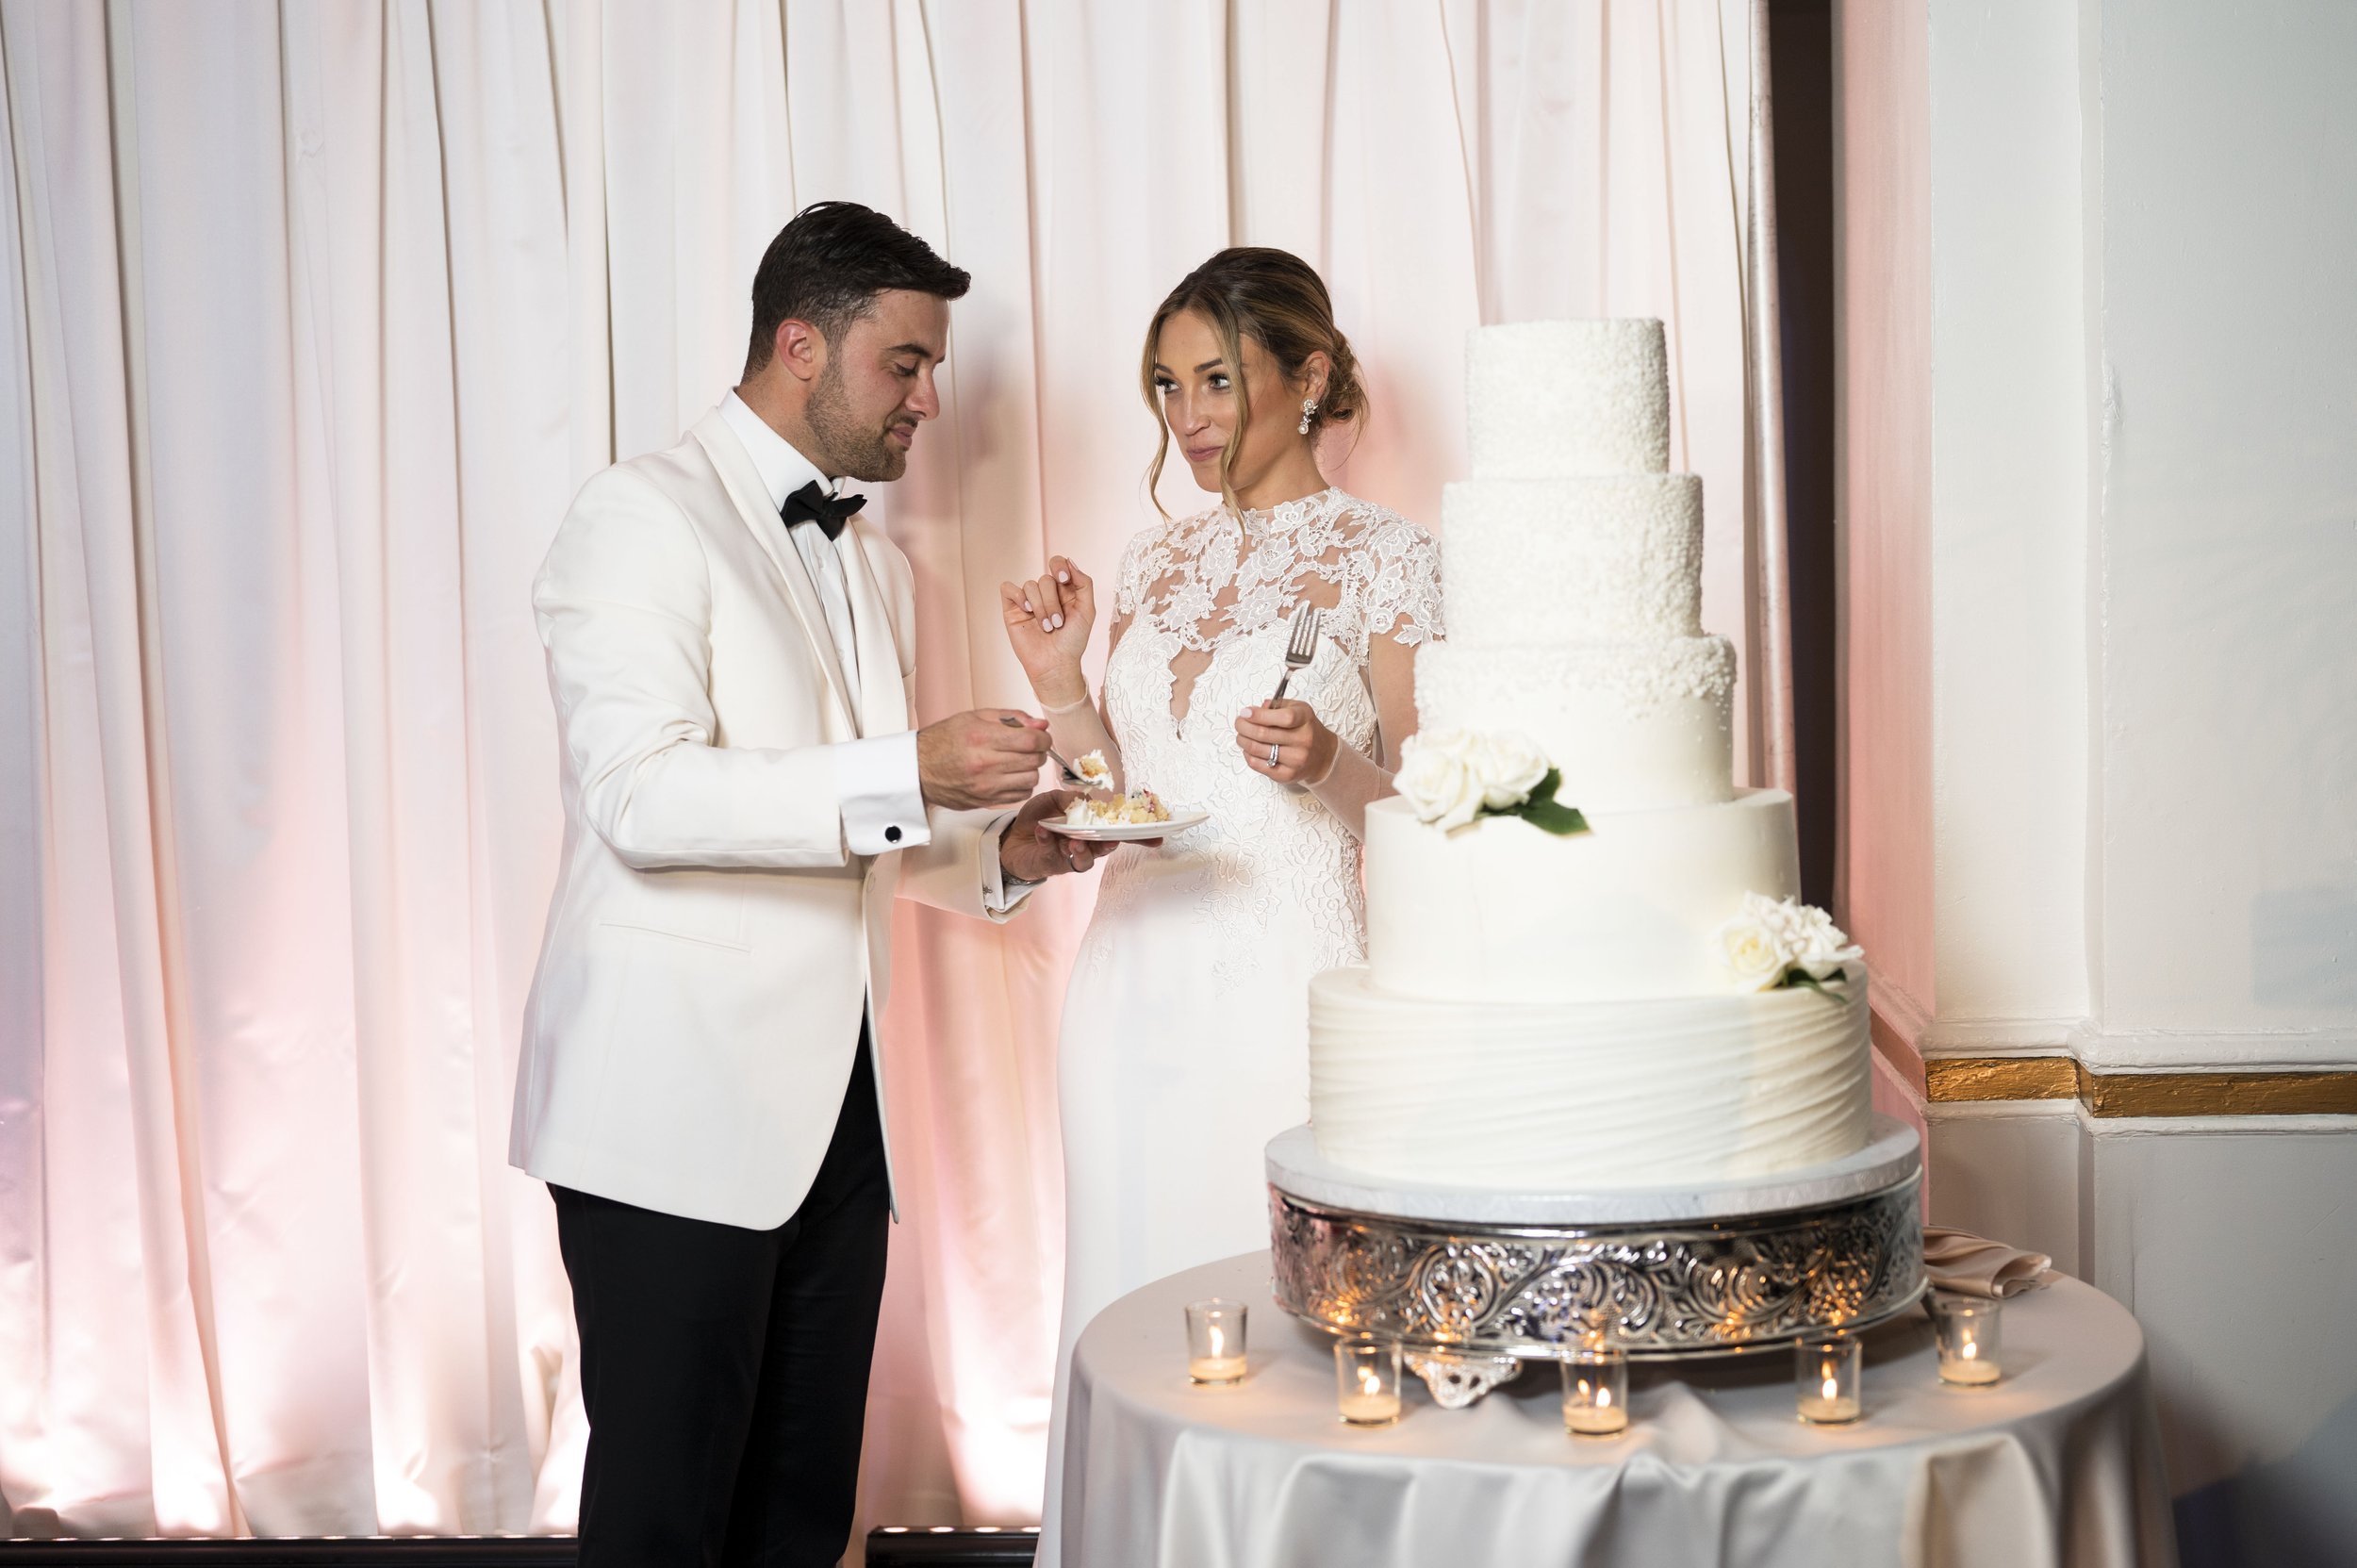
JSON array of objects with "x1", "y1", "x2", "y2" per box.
[{"x1": 0, "y1": 0, "x2": 1764, "y2": 1543}]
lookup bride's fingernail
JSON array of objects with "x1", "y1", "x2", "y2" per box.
[{"x1": 1057, "y1": 570, "x2": 1070, "y2": 583}]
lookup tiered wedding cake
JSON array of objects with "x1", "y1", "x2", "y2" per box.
[{"x1": 1303, "y1": 320, "x2": 1871, "y2": 1192}]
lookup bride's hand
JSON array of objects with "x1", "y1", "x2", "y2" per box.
[
  {"x1": 999, "y1": 555, "x2": 1096, "y2": 703},
  {"x1": 1235, "y1": 700, "x2": 1338, "y2": 785}
]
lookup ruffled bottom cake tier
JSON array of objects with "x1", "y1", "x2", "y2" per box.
[{"x1": 1306, "y1": 965, "x2": 1871, "y2": 1190}]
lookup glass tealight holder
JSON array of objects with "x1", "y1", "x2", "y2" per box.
[
  {"x1": 1929, "y1": 1293, "x2": 2003, "y2": 1386},
  {"x1": 1794, "y1": 1331, "x2": 1864, "y2": 1424},
  {"x1": 1559, "y1": 1333, "x2": 1630, "y2": 1437},
  {"x1": 1184, "y1": 1298, "x2": 1248, "y2": 1384},
  {"x1": 1334, "y1": 1338, "x2": 1404, "y2": 1426}
]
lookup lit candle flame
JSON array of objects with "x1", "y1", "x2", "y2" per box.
[
  {"x1": 1961, "y1": 1338, "x2": 1978, "y2": 1360},
  {"x1": 1207, "y1": 1326, "x2": 1226, "y2": 1358},
  {"x1": 1821, "y1": 1376, "x2": 1839, "y2": 1402},
  {"x1": 1596, "y1": 1387, "x2": 1614, "y2": 1409},
  {"x1": 1359, "y1": 1367, "x2": 1381, "y2": 1396}
]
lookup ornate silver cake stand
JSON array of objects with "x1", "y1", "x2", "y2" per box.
[{"x1": 1266, "y1": 1115, "x2": 1926, "y2": 1407}]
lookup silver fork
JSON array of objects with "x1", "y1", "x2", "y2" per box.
[
  {"x1": 1270, "y1": 602, "x2": 1322, "y2": 702},
  {"x1": 999, "y1": 713, "x2": 1093, "y2": 786}
]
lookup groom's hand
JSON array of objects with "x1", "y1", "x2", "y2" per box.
[
  {"x1": 917, "y1": 709, "x2": 1051, "y2": 810},
  {"x1": 998, "y1": 790, "x2": 1121, "y2": 883}
]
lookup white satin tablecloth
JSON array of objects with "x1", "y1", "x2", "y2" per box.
[{"x1": 1057, "y1": 1251, "x2": 2178, "y2": 1568}]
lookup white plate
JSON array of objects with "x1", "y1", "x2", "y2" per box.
[{"x1": 1044, "y1": 809, "x2": 1210, "y2": 843}]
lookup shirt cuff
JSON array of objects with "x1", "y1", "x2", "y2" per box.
[
  {"x1": 834, "y1": 731, "x2": 930, "y2": 855},
  {"x1": 980, "y1": 808, "x2": 1041, "y2": 917}
]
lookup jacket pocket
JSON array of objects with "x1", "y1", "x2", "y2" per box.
[{"x1": 598, "y1": 866, "x2": 751, "y2": 951}]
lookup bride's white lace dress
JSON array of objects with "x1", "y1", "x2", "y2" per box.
[{"x1": 1043, "y1": 487, "x2": 1440, "y2": 1517}]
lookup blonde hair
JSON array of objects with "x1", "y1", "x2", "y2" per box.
[{"x1": 1139, "y1": 247, "x2": 1368, "y2": 515}]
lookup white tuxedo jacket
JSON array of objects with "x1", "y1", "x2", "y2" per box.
[{"x1": 510, "y1": 408, "x2": 1008, "y2": 1230}]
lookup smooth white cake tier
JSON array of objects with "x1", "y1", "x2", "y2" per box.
[
  {"x1": 1468, "y1": 320, "x2": 1669, "y2": 479},
  {"x1": 1306, "y1": 965, "x2": 1872, "y2": 1190},
  {"x1": 1363, "y1": 791, "x2": 1800, "y2": 1002},
  {"x1": 1441, "y1": 475, "x2": 1704, "y2": 642},
  {"x1": 1415, "y1": 638, "x2": 1735, "y2": 810}
]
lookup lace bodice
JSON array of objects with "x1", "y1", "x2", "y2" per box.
[{"x1": 1084, "y1": 488, "x2": 1442, "y2": 984}]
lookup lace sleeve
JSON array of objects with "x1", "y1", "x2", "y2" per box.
[
  {"x1": 1357, "y1": 510, "x2": 1444, "y2": 649},
  {"x1": 1113, "y1": 523, "x2": 1164, "y2": 621}
]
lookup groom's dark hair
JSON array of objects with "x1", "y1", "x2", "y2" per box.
[{"x1": 744, "y1": 201, "x2": 971, "y2": 375}]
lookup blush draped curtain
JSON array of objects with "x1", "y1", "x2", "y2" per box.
[{"x1": 0, "y1": 0, "x2": 1769, "y2": 1543}]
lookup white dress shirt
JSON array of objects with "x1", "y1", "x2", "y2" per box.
[
  {"x1": 720, "y1": 390, "x2": 929, "y2": 857},
  {"x1": 719, "y1": 393, "x2": 1032, "y2": 910}
]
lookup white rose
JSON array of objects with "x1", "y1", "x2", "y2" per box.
[
  {"x1": 1471, "y1": 730, "x2": 1551, "y2": 811},
  {"x1": 1743, "y1": 893, "x2": 1802, "y2": 955},
  {"x1": 1717, "y1": 912, "x2": 1788, "y2": 991},
  {"x1": 1792, "y1": 908, "x2": 1863, "y2": 982},
  {"x1": 1723, "y1": 893, "x2": 1865, "y2": 985},
  {"x1": 1396, "y1": 730, "x2": 1486, "y2": 831}
]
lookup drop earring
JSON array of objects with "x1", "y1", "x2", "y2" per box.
[{"x1": 1298, "y1": 397, "x2": 1318, "y2": 436}]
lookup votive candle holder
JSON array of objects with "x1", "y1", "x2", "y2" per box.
[
  {"x1": 1930, "y1": 1294, "x2": 2003, "y2": 1386},
  {"x1": 1334, "y1": 1338, "x2": 1404, "y2": 1426},
  {"x1": 1559, "y1": 1334, "x2": 1630, "y2": 1437},
  {"x1": 1795, "y1": 1331, "x2": 1864, "y2": 1424},
  {"x1": 1184, "y1": 1298, "x2": 1248, "y2": 1384}
]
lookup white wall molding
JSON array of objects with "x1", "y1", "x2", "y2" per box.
[
  {"x1": 1917, "y1": 1015, "x2": 2082, "y2": 1057},
  {"x1": 1869, "y1": 978, "x2": 1934, "y2": 1052},
  {"x1": 1932, "y1": 1099, "x2": 2357, "y2": 1139},
  {"x1": 1914, "y1": 1013, "x2": 2357, "y2": 1075},
  {"x1": 2068, "y1": 1026, "x2": 2357, "y2": 1075},
  {"x1": 2080, "y1": 1110, "x2": 2357, "y2": 1140},
  {"x1": 1924, "y1": 1098, "x2": 2079, "y2": 1125}
]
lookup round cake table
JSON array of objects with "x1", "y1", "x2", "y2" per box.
[{"x1": 1055, "y1": 1251, "x2": 2178, "y2": 1568}]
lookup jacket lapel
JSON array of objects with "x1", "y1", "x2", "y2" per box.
[
  {"x1": 840, "y1": 517, "x2": 912, "y2": 739},
  {"x1": 689, "y1": 410, "x2": 856, "y2": 730}
]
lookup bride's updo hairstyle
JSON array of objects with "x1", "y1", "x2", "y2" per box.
[{"x1": 1140, "y1": 247, "x2": 1367, "y2": 514}]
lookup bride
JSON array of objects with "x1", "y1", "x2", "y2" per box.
[{"x1": 999, "y1": 247, "x2": 1442, "y2": 1536}]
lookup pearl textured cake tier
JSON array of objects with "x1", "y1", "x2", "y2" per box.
[
  {"x1": 1467, "y1": 320, "x2": 1670, "y2": 479},
  {"x1": 1441, "y1": 475, "x2": 1703, "y2": 642},
  {"x1": 1414, "y1": 637, "x2": 1735, "y2": 810},
  {"x1": 1306, "y1": 966, "x2": 1871, "y2": 1190},
  {"x1": 1363, "y1": 792, "x2": 1800, "y2": 1002}
]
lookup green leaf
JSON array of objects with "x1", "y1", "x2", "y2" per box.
[
  {"x1": 1515, "y1": 797, "x2": 1590, "y2": 836},
  {"x1": 1783, "y1": 968, "x2": 1850, "y2": 999},
  {"x1": 1526, "y1": 767, "x2": 1565, "y2": 806}
]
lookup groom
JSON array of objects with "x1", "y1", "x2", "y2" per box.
[{"x1": 510, "y1": 201, "x2": 1101, "y2": 1567}]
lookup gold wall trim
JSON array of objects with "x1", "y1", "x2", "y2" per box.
[
  {"x1": 2075, "y1": 1065, "x2": 2357, "y2": 1118},
  {"x1": 1925, "y1": 1056, "x2": 2078, "y2": 1102},
  {"x1": 1925, "y1": 1055, "x2": 2357, "y2": 1117}
]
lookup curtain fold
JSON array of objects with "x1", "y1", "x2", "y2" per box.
[{"x1": 0, "y1": 0, "x2": 1766, "y2": 1543}]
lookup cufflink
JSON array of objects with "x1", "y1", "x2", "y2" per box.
[{"x1": 884, "y1": 825, "x2": 902, "y2": 844}]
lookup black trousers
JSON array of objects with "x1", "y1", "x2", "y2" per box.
[{"x1": 551, "y1": 1041, "x2": 890, "y2": 1568}]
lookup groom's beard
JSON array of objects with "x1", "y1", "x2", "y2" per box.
[{"x1": 807, "y1": 362, "x2": 913, "y2": 483}]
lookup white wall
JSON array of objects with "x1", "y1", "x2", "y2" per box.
[
  {"x1": 2086, "y1": 1118, "x2": 2357, "y2": 1561},
  {"x1": 2085, "y1": 0, "x2": 2357, "y2": 1067},
  {"x1": 1921, "y1": 1100, "x2": 2080, "y2": 1274},
  {"x1": 1923, "y1": 0, "x2": 2089, "y2": 1041},
  {"x1": 1838, "y1": 2, "x2": 2357, "y2": 1563},
  {"x1": 2073, "y1": 8, "x2": 2357, "y2": 1548}
]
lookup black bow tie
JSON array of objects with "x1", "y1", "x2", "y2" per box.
[{"x1": 782, "y1": 479, "x2": 865, "y2": 541}]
